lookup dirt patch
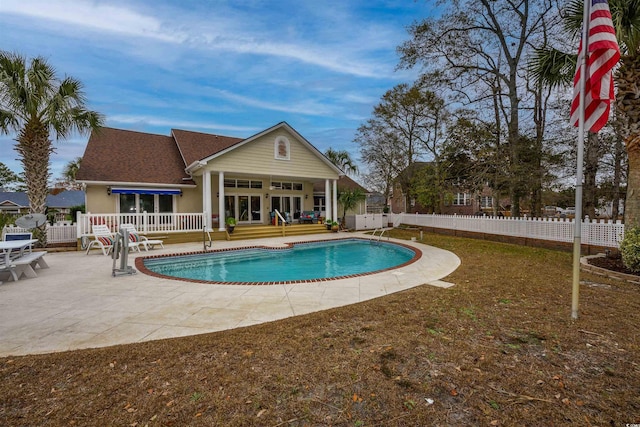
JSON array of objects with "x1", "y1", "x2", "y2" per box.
[{"x1": 1, "y1": 230, "x2": 639, "y2": 426}]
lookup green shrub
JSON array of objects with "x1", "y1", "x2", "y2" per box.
[
  {"x1": 620, "y1": 226, "x2": 640, "y2": 272},
  {"x1": 69, "y1": 204, "x2": 85, "y2": 222},
  {"x1": 0, "y1": 212, "x2": 18, "y2": 231}
]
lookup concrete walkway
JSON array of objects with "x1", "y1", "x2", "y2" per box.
[{"x1": 0, "y1": 233, "x2": 460, "y2": 357}]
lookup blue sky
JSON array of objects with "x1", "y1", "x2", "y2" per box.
[{"x1": 0, "y1": 0, "x2": 435, "y2": 182}]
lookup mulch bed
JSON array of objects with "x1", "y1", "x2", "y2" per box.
[{"x1": 588, "y1": 255, "x2": 640, "y2": 276}]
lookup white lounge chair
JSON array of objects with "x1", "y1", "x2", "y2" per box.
[
  {"x1": 85, "y1": 224, "x2": 139, "y2": 256},
  {"x1": 120, "y1": 223, "x2": 164, "y2": 251}
]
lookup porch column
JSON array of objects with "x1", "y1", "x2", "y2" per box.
[
  {"x1": 325, "y1": 179, "x2": 331, "y2": 220},
  {"x1": 332, "y1": 179, "x2": 338, "y2": 222},
  {"x1": 218, "y1": 171, "x2": 226, "y2": 231},
  {"x1": 203, "y1": 170, "x2": 212, "y2": 230}
]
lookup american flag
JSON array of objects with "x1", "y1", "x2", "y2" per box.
[{"x1": 569, "y1": 0, "x2": 620, "y2": 133}]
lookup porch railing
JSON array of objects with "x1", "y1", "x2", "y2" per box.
[{"x1": 77, "y1": 212, "x2": 206, "y2": 236}]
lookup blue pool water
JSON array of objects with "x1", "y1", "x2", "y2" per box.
[{"x1": 142, "y1": 238, "x2": 418, "y2": 283}]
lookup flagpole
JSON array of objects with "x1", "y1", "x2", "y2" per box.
[{"x1": 572, "y1": 0, "x2": 591, "y2": 320}]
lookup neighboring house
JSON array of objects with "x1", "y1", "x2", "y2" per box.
[
  {"x1": 0, "y1": 190, "x2": 85, "y2": 221},
  {"x1": 389, "y1": 162, "x2": 504, "y2": 215},
  {"x1": 76, "y1": 122, "x2": 354, "y2": 230}
]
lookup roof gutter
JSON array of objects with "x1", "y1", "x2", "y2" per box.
[
  {"x1": 76, "y1": 180, "x2": 196, "y2": 188},
  {"x1": 185, "y1": 160, "x2": 206, "y2": 174}
]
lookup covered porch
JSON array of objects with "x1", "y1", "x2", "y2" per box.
[{"x1": 198, "y1": 171, "x2": 339, "y2": 232}]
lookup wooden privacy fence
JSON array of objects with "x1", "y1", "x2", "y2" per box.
[{"x1": 385, "y1": 213, "x2": 624, "y2": 248}]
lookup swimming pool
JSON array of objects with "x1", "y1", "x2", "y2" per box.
[{"x1": 139, "y1": 238, "x2": 420, "y2": 284}]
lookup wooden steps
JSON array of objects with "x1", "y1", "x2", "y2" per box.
[{"x1": 228, "y1": 223, "x2": 331, "y2": 241}]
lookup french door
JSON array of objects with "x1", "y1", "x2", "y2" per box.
[
  {"x1": 270, "y1": 196, "x2": 302, "y2": 221},
  {"x1": 225, "y1": 194, "x2": 263, "y2": 224}
]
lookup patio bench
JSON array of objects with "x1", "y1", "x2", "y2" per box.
[{"x1": 8, "y1": 251, "x2": 49, "y2": 281}]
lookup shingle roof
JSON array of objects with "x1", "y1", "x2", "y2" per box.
[
  {"x1": 313, "y1": 175, "x2": 369, "y2": 193},
  {"x1": 47, "y1": 190, "x2": 85, "y2": 207},
  {"x1": 0, "y1": 191, "x2": 85, "y2": 208},
  {"x1": 0, "y1": 192, "x2": 29, "y2": 207},
  {"x1": 172, "y1": 129, "x2": 243, "y2": 166},
  {"x1": 76, "y1": 127, "x2": 194, "y2": 185}
]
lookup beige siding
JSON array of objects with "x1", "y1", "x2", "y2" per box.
[
  {"x1": 179, "y1": 186, "x2": 202, "y2": 213},
  {"x1": 207, "y1": 129, "x2": 338, "y2": 179},
  {"x1": 85, "y1": 186, "x2": 115, "y2": 213}
]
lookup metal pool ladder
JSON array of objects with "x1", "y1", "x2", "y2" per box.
[{"x1": 371, "y1": 228, "x2": 389, "y2": 242}]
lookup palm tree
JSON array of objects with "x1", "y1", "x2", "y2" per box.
[
  {"x1": 338, "y1": 187, "x2": 366, "y2": 228},
  {"x1": 0, "y1": 51, "x2": 103, "y2": 245},
  {"x1": 531, "y1": 0, "x2": 640, "y2": 226},
  {"x1": 62, "y1": 157, "x2": 83, "y2": 190},
  {"x1": 325, "y1": 148, "x2": 359, "y2": 176}
]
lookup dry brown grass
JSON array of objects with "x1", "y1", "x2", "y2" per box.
[{"x1": 1, "y1": 230, "x2": 639, "y2": 426}]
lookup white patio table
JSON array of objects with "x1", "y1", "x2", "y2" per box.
[{"x1": 0, "y1": 239, "x2": 41, "y2": 281}]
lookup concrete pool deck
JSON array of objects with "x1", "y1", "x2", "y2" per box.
[{"x1": 0, "y1": 232, "x2": 460, "y2": 357}]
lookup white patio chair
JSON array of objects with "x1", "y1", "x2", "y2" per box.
[
  {"x1": 120, "y1": 223, "x2": 164, "y2": 251},
  {"x1": 86, "y1": 224, "x2": 139, "y2": 256}
]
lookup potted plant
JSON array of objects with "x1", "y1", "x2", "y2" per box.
[
  {"x1": 325, "y1": 219, "x2": 333, "y2": 230},
  {"x1": 226, "y1": 217, "x2": 237, "y2": 233},
  {"x1": 331, "y1": 221, "x2": 339, "y2": 232}
]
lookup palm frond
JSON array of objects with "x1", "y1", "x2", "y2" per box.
[{"x1": 528, "y1": 47, "x2": 577, "y2": 89}]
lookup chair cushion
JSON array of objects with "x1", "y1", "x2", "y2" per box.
[{"x1": 97, "y1": 236, "x2": 113, "y2": 246}]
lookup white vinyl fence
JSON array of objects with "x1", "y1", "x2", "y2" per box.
[
  {"x1": 351, "y1": 213, "x2": 624, "y2": 248},
  {"x1": 2, "y1": 224, "x2": 77, "y2": 243}
]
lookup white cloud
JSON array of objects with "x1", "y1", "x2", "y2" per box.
[
  {"x1": 0, "y1": 0, "x2": 395, "y2": 78},
  {"x1": 107, "y1": 115, "x2": 259, "y2": 134},
  {"x1": 0, "y1": 0, "x2": 186, "y2": 42},
  {"x1": 207, "y1": 89, "x2": 335, "y2": 116}
]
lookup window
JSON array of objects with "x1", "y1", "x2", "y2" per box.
[
  {"x1": 270, "y1": 181, "x2": 303, "y2": 191},
  {"x1": 314, "y1": 196, "x2": 325, "y2": 213},
  {"x1": 119, "y1": 193, "x2": 174, "y2": 213},
  {"x1": 480, "y1": 196, "x2": 493, "y2": 208},
  {"x1": 453, "y1": 193, "x2": 471, "y2": 206},
  {"x1": 274, "y1": 136, "x2": 290, "y2": 160},
  {"x1": 224, "y1": 179, "x2": 263, "y2": 189}
]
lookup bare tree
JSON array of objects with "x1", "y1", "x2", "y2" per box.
[{"x1": 398, "y1": 0, "x2": 554, "y2": 216}]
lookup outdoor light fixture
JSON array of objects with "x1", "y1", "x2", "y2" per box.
[
  {"x1": 107, "y1": 187, "x2": 111, "y2": 195},
  {"x1": 266, "y1": 193, "x2": 269, "y2": 199}
]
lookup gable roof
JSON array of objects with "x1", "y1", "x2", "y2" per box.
[
  {"x1": 172, "y1": 129, "x2": 243, "y2": 168},
  {"x1": 190, "y1": 122, "x2": 343, "y2": 175},
  {"x1": 0, "y1": 192, "x2": 28, "y2": 207},
  {"x1": 78, "y1": 123, "x2": 343, "y2": 185},
  {"x1": 76, "y1": 127, "x2": 195, "y2": 186}
]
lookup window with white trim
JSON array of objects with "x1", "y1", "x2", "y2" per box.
[
  {"x1": 274, "y1": 136, "x2": 290, "y2": 160},
  {"x1": 480, "y1": 196, "x2": 493, "y2": 208},
  {"x1": 453, "y1": 193, "x2": 471, "y2": 206}
]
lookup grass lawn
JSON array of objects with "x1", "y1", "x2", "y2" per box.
[{"x1": 1, "y1": 230, "x2": 638, "y2": 426}]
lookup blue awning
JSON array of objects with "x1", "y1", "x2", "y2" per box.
[{"x1": 110, "y1": 188, "x2": 182, "y2": 195}]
